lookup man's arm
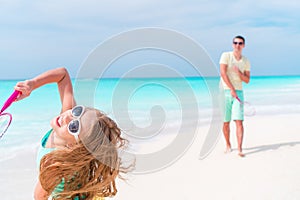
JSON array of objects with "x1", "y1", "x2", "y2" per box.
[
  {"x1": 220, "y1": 63, "x2": 237, "y2": 98},
  {"x1": 233, "y1": 66, "x2": 250, "y2": 83}
]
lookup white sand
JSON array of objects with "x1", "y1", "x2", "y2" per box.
[
  {"x1": 0, "y1": 145, "x2": 39, "y2": 200},
  {"x1": 1, "y1": 113, "x2": 300, "y2": 200}
]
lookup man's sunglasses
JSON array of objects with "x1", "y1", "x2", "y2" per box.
[{"x1": 233, "y1": 41, "x2": 244, "y2": 45}]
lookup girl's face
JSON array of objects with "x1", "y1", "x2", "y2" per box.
[
  {"x1": 50, "y1": 108, "x2": 97, "y2": 144},
  {"x1": 50, "y1": 109, "x2": 76, "y2": 144}
]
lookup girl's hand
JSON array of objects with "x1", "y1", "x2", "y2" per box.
[{"x1": 14, "y1": 79, "x2": 34, "y2": 101}]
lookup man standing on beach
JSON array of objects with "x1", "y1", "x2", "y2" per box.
[{"x1": 219, "y1": 35, "x2": 251, "y2": 157}]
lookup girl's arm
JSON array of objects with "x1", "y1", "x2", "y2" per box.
[
  {"x1": 34, "y1": 180, "x2": 48, "y2": 200},
  {"x1": 15, "y1": 67, "x2": 76, "y2": 113}
]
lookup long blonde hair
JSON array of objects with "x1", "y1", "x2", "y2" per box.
[{"x1": 40, "y1": 108, "x2": 129, "y2": 200}]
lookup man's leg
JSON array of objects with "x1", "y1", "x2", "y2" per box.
[
  {"x1": 235, "y1": 120, "x2": 244, "y2": 157},
  {"x1": 223, "y1": 122, "x2": 231, "y2": 153}
]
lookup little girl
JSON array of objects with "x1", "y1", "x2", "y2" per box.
[{"x1": 15, "y1": 67, "x2": 128, "y2": 200}]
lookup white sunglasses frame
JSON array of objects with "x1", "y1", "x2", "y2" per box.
[{"x1": 67, "y1": 105, "x2": 85, "y2": 142}]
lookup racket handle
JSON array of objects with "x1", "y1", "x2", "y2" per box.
[{"x1": 0, "y1": 90, "x2": 21, "y2": 113}]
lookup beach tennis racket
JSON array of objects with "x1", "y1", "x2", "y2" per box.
[
  {"x1": 0, "y1": 90, "x2": 20, "y2": 139},
  {"x1": 236, "y1": 97, "x2": 256, "y2": 117}
]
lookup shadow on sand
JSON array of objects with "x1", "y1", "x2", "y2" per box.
[{"x1": 243, "y1": 141, "x2": 300, "y2": 156}]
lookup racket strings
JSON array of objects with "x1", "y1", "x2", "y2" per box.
[
  {"x1": 0, "y1": 113, "x2": 12, "y2": 139},
  {"x1": 242, "y1": 102, "x2": 256, "y2": 117}
]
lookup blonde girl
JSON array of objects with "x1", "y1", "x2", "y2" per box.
[{"x1": 15, "y1": 68, "x2": 127, "y2": 200}]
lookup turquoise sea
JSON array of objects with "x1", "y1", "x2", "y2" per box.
[{"x1": 0, "y1": 76, "x2": 300, "y2": 159}]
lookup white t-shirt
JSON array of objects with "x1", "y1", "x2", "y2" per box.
[{"x1": 219, "y1": 51, "x2": 250, "y2": 90}]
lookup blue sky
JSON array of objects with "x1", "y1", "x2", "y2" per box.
[{"x1": 1, "y1": 0, "x2": 300, "y2": 79}]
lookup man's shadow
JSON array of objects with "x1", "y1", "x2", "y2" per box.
[{"x1": 243, "y1": 141, "x2": 300, "y2": 156}]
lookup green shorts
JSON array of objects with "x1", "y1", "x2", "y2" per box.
[{"x1": 223, "y1": 90, "x2": 244, "y2": 122}]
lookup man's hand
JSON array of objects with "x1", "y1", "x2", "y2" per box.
[
  {"x1": 230, "y1": 89, "x2": 238, "y2": 98},
  {"x1": 233, "y1": 65, "x2": 241, "y2": 74}
]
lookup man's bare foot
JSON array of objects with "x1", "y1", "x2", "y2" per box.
[
  {"x1": 224, "y1": 146, "x2": 232, "y2": 154},
  {"x1": 238, "y1": 152, "x2": 245, "y2": 157}
]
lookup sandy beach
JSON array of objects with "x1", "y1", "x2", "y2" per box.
[{"x1": 1, "y1": 113, "x2": 299, "y2": 200}]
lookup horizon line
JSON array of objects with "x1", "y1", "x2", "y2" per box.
[{"x1": 1, "y1": 74, "x2": 300, "y2": 81}]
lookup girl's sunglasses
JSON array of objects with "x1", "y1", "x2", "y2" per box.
[{"x1": 67, "y1": 105, "x2": 85, "y2": 142}]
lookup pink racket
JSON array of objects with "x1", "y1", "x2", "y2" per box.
[
  {"x1": 236, "y1": 96, "x2": 256, "y2": 117},
  {"x1": 0, "y1": 90, "x2": 20, "y2": 139}
]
